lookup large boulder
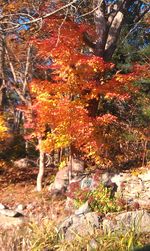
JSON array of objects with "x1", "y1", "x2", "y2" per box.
[
  {"x1": 0, "y1": 209, "x2": 23, "y2": 217},
  {"x1": 68, "y1": 158, "x2": 84, "y2": 174},
  {"x1": 0, "y1": 215, "x2": 25, "y2": 229},
  {"x1": 49, "y1": 158, "x2": 85, "y2": 193},
  {"x1": 103, "y1": 210, "x2": 150, "y2": 234},
  {"x1": 13, "y1": 158, "x2": 31, "y2": 168},
  {"x1": 52, "y1": 166, "x2": 69, "y2": 191},
  {"x1": 0, "y1": 208, "x2": 26, "y2": 229},
  {"x1": 59, "y1": 212, "x2": 101, "y2": 241}
]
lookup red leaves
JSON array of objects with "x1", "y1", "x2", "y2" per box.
[
  {"x1": 24, "y1": 15, "x2": 140, "y2": 159},
  {"x1": 96, "y1": 114, "x2": 117, "y2": 126}
]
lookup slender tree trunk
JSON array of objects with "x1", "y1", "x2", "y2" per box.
[
  {"x1": 93, "y1": 0, "x2": 107, "y2": 57},
  {"x1": 68, "y1": 154, "x2": 73, "y2": 184},
  {"x1": 36, "y1": 138, "x2": 45, "y2": 191},
  {"x1": 0, "y1": 26, "x2": 5, "y2": 108},
  {"x1": 68, "y1": 145, "x2": 74, "y2": 184}
]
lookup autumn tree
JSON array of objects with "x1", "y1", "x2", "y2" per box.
[
  {"x1": 20, "y1": 13, "x2": 144, "y2": 190},
  {"x1": 0, "y1": 0, "x2": 149, "y2": 190}
]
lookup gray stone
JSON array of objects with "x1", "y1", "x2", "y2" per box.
[
  {"x1": 103, "y1": 210, "x2": 150, "y2": 234},
  {"x1": 52, "y1": 166, "x2": 69, "y2": 191},
  {"x1": 111, "y1": 173, "x2": 125, "y2": 188},
  {"x1": 75, "y1": 201, "x2": 90, "y2": 216},
  {"x1": 0, "y1": 203, "x2": 6, "y2": 210},
  {"x1": 0, "y1": 214, "x2": 25, "y2": 229},
  {"x1": 13, "y1": 158, "x2": 29, "y2": 168},
  {"x1": 138, "y1": 170, "x2": 150, "y2": 181},
  {"x1": 58, "y1": 215, "x2": 73, "y2": 233},
  {"x1": 68, "y1": 158, "x2": 85, "y2": 173},
  {"x1": 16, "y1": 204, "x2": 26, "y2": 211},
  {"x1": 80, "y1": 177, "x2": 93, "y2": 189},
  {"x1": 101, "y1": 172, "x2": 112, "y2": 184},
  {"x1": 0, "y1": 209, "x2": 23, "y2": 217},
  {"x1": 85, "y1": 212, "x2": 100, "y2": 228},
  {"x1": 50, "y1": 158, "x2": 84, "y2": 192},
  {"x1": 59, "y1": 212, "x2": 100, "y2": 241}
]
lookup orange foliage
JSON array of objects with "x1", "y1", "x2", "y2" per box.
[
  {"x1": 0, "y1": 114, "x2": 9, "y2": 143},
  {"x1": 23, "y1": 16, "x2": 139, "y2": 161}
]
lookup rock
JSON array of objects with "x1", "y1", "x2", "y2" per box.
[
  {"x1": 0, "y1": 214, "x2": 25, "y2": 229},
  {"x1": 0, "y1": 203, "x2": 6, "y2": 210},
  {"x1": 52, "y1": 166, "x2": 69, "y2": 191},
  {"x1": 101, "y1": 172, "x2": 112, "y2": 184},
  {"x1": 0, "y1": 209, "x2": 23, "y2": 217},
  {"x1": 75, "y1": 201, "x2": 90, "y2": 216},
  {"x1": 65, "y1": 212, "x2": 101, "y2": 240},
  {"x1": 134, "y1": 198, "x2": 150, "y2": 207},
  {"x1": 68, "y1": 158, "x2": 85, "y2": 173},
  {"x1": 50, "y1": 158, "x2": 84, "y2": 192},
  {"x1": 16, "y1": 204, "x2": 26, "y2": 212},
  {"x1": 138, "y1": 170, "x2": 150, "y2": 181},
  {"x1": 111, "y1": 173, "x2": 126, "y2": 189},
  {"x1": 103, "y1": 210, "x2": 150, "y2": 234},
  {"x1": 13, "y1": 158, "x2": 29, "y2": 168},
  {"x1": 59, "y1": 212, "x2": 101, "y2": 241},
  {"x1": 80, "y1": 177, "x2": 93, "y2": 189},
  {"x1": 85, "y1": 212, "x2": 101, "y2": 228}
]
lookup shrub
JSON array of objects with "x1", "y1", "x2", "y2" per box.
[{"x1": 67, "y1": 182, "x2": 125, "y2": 214}]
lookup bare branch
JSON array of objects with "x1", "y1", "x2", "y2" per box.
[
  {"x1": 9, "y1": 81, "x2": 28, "y2": 104},
  {"x1": 2, "y1": 0, "x2": 78, "y2": 31},
  {"x1": 23, "y1": 45, "x2": 31, "y2": 94}
]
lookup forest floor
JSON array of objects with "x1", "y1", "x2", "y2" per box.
[
  {"x1": 0, "y1": 160, "x2": 150, "y2": 250},
  {"x1": 0, "y1": 160, "x2": 68, "y2": 223},
  {"x1": 0, "y1": 160, "x2": 150, "y2": 221}
]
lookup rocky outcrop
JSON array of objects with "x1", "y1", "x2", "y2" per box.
[
  {"x1": 59, "y1": 208, "x2": 150, "y2": 241},
  {"x1": 0, "y1": 206, "x2": 26, "y2": 229},
  {"x1": 58, "y1": 211, "x2": 101, "y2": 241},
  {"x1": 65, "y1": 168, "x2": 150, "y2": 210},
  {"x1": 103, "y1": 210, "x2": 150, "y2": 234},
  {"x1": 49, "y1": 158, "x2": 84, "y2": 193}
]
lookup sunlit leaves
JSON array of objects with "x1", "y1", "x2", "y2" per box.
[
  {"x1": 24, "y1": 13, "x2": 141, "y2": 161},
  {"x1": 0, "y1": 114, "x2": 9, "y2": 142}
]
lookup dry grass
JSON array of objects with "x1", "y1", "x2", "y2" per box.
[{"x1": 0, "y1": 219, "x2": 150, "y2": 251}]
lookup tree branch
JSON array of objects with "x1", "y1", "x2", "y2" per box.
[{"x1": 2, "y1": 0, "x2": 78, "y2": 31}]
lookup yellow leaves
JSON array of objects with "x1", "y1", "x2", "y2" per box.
[
  {"x1": 40, "y1": 122, "x2": 72, "y2": 153},
  {"x1": 59, "y1": 160, "x2": 67, "y2": 170},
  {"x1": 3, "y1": 3, "x2": 16, "y2": 12},
  {"x1": 37, "y1": 93, "x2": 51, "y2": 102},
  {"x1": 115, "y1": 73, "x2": 135, "y2": 83},
  {"x1": 0, "y1": 114, "x2": 9, "y2": 142}
]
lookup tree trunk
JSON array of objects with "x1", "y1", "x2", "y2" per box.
[
  {"x1": 36, "y1": 138, "x2": 45, "y2": 191},
  {"x1": 93, "y1": 0, "x2": 107, "y2": 57},
  {"x1": 104, "y1": 10, "x2": 124, "y2": 61},
  {"x1": 91, "y1": 0, "x2": 126, "y2": 61},
  {"x1": 0, "y1": 26, "x2": 5, "y2": 108}
]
